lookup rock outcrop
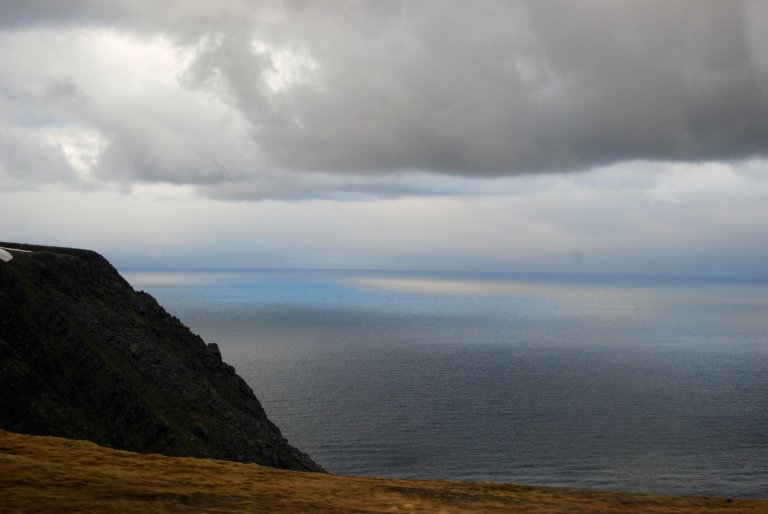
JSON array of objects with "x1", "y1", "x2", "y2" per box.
[{"x1": 0, "y1": 242, "x2": 322, "y2": 472}]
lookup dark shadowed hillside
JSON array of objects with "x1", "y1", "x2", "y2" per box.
[{"x1": 0, "y1": 242, "x2": 322, "y2": 472}]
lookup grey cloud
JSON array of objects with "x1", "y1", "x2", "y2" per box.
[
  {"x1": 0, "y1": 130, "x2": 78, "y2": 186},
  {"x1": 90, "y1": 112, "x2": 259, "y2": 187},
  {"x1": 1, "y1": 0, "x2": 767, "y2": 192},
  {"x1": 522, "y1": 1, "x2": 768, "y2": 161},
  {"x1": 182, "y1": 0, "x2": 768, "y2": 177},
  {"x1": 0, "y1": 1, "x2": 282, "y2": 41}
]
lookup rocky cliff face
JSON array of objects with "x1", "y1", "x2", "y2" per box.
[{"x1": 0, "y1": 242, "x2": 322, "y2": 472}]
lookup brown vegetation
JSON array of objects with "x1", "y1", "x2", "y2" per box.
[{"x1": 2, "y1": 429, "x2": 765, "y2": 513}]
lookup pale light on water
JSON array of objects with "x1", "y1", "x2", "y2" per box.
[
  {"x1": 117, "y1": 271, "x2": 209, "y2": 286},
  {"x1": 124, "y1": 269, "x2": 768, "y2": 497}
]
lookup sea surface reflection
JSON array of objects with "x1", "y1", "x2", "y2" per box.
[{"x1": 124, "y1": 269, "x2": 768, "y2": 497}]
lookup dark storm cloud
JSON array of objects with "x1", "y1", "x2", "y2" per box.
[
  {"x1": 1, "y1": 0, "x2": 767, "y2": 185},
  {"x1": 521, "y1": 1, "x2": 768, "y2": 166},
  {"x1": 184, "y1": 0, "x2": 768, "y2": 176}
]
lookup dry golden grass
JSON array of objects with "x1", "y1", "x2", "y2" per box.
[{"x1": 1, "y1": 429, "x2": 765, "y2": 513}]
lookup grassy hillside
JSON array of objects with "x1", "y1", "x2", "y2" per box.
[{"x1": 1, "y1": 429, "x2": 765, "y2": 513}]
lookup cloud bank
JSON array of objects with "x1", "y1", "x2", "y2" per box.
[
  {"x1": 1, "y1": 0, "x2": 767, "y2": 199},
  {"x1": 3, "y1": 159, "x2": 768, "y2": 276},
  {"x1": 2, "y1": 1, "x2": 768, "y2": 277}
]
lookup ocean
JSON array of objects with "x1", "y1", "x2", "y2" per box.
[{"x1": 123, "y1": 269, "x2": 768, "y2": 498}]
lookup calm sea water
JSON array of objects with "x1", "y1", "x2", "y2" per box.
[{"x1": 123, "y1": 269, "x2": 768, "y2": 498}]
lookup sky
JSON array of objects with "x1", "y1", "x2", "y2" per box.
[{"x1": 1, "y1": 0, "x2": 767, "y2": 277}]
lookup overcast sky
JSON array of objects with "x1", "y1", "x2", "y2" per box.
[{"x1": 1, "y1": 0, "x2": 767, "y2": 276}]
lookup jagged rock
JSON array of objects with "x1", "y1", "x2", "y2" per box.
[{"x1": 0, "y1": 242, "x2": 323, "y2": 472}]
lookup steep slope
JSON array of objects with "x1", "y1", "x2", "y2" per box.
[{"x1": 0, "y1": 242, "x2": 322, "y2": 472}]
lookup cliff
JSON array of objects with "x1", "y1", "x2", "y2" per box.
[{"x1": 0, "y1": 242, "x2": 322, "y2": 472}]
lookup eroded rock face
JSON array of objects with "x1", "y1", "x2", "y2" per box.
[{"x1": 0, "y1": 242, "x2": 323, "y2": 472}]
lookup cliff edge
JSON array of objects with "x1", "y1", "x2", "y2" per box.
[{"x1": 0, "y1": 242, "x2": 322, "y2": 472}]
